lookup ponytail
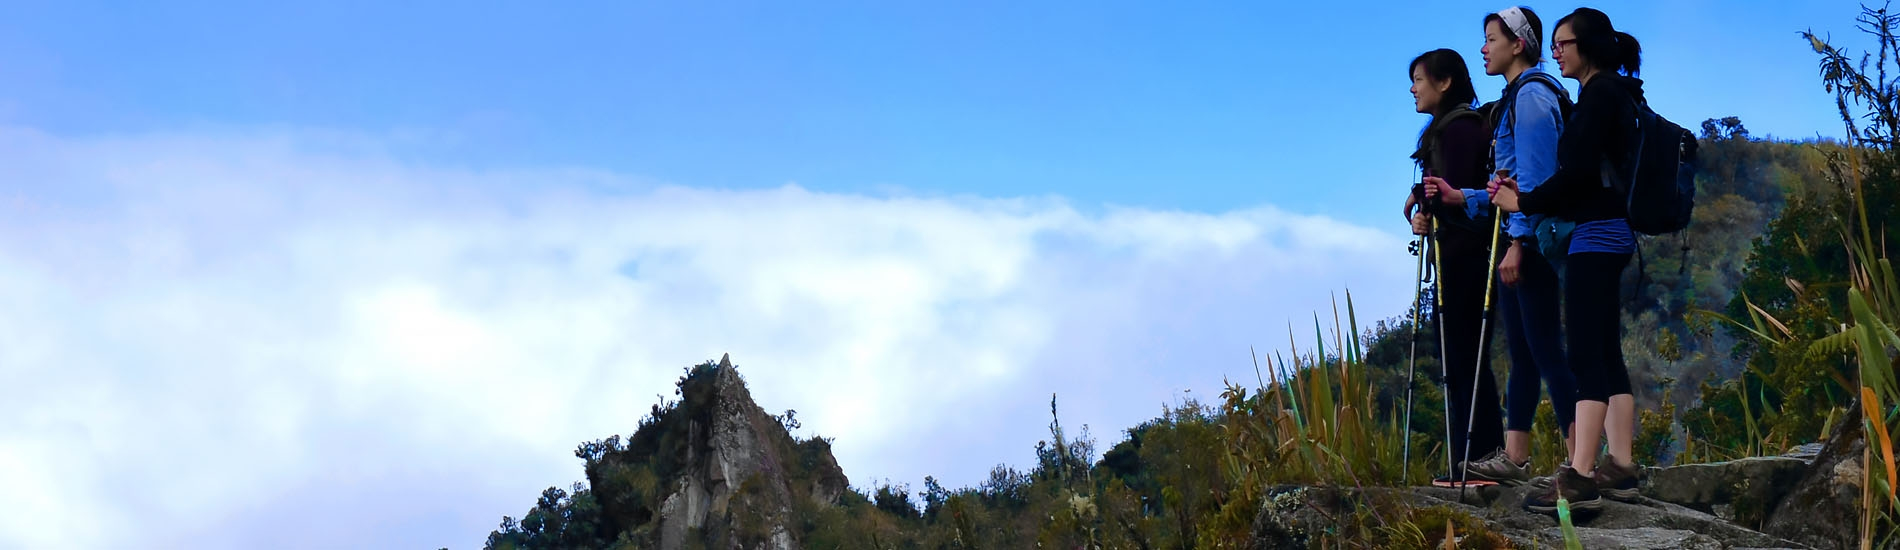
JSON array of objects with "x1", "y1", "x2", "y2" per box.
[
  {"x1": 1557, "y1": 8, "x2": 1643, "y2": 77},
  {"x1": 1612, "y1": 31, "x2": 1642, "y2": 76}
]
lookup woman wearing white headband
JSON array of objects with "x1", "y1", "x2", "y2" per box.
[
  {"x1": 1429, "y1": 5, "x2": 1579, "y2": 489},
  {"x1": 1492, "y1": 7, "x2": 1649, "y2": 515}
]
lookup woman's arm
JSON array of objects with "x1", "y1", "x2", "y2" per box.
[
  {"x1": 1507, "y1": 85, "x2": 1564, "y2": 234},
  {"x1": 1517, "y1": 81, "x2": 1615, "y2": 215}
]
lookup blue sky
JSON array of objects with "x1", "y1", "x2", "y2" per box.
[
  {"x1": 0, "y1": 1, "x2": 1871, "y2": 548},
  {"x1": 0, "y1": 1, "x2": 1853, "y2": 217}
]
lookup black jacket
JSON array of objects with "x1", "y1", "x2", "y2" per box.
[
  {"x1": 1415, "y1": 106, "x2": 1494, "y2": 239},
  {"x1": 1518, "y1": 73, "x2": 1643, "y2": 222}
]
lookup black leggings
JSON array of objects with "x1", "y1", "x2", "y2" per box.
[
  {"x1": 1565, "y1": 252, "x2": 1633, "y2": 401},
  {"x1": 1435, "y1": 233, "x2": 1503, "y2": 463},
  {"x1": 1501, "y1": 246, "x2": 1575, "y2": 435}
]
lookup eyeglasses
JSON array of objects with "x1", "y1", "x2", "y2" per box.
[{"x1": 1551, "y1": 38, "x2": 1578, "y2": 54}]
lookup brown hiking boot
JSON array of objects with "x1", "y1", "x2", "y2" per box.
[
  {"x1": 1592, "y1": 458, "x2": 1642, "y2": 502},
  {"x1": 1462, "y1": 448, "x2": 1533, "y2": 486},
  {"x1": 1526, "y1": 460, "x2": 1570, "y2": 489},
  {"x1": 1431, "y1": 470, "x2": 1498, "y2": 488},
  {"x1": 1522, "y1": 466, "x2": 1600, "y2": 515}
]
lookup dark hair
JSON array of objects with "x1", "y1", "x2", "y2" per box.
[
  {"x1": 1555, "y1": 8, "x2": 1641, "y2": 76},
  {"x1": 1410, "y1": 49, "x2": 1478, "y2": 170},
  {"x1": 1483, "y1": 7, "x2": 1545, "y2": 65},
  {"x1": 1409, "y1": 48, "x2": 1477, "y2": 113}
]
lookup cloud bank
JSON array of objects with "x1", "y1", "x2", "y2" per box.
[{"x1": 0, "y1": 126, "x2": 1414, "y2": 548}]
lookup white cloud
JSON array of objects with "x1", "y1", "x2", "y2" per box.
[{"x1": 0, "y1": 126, "x2": 1415, "y2": 549}]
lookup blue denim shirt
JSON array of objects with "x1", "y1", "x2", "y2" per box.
[{"x1": 1460, "y1": 66, "x2": 1565, "y2": 239}]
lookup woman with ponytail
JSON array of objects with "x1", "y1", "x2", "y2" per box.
[
  {"x1": 1402, "y1": 48, "x2": 1505, "y2": 487},
  {"x1": 1489, "y1": 7, "x2": 1645, "y2": 514}
]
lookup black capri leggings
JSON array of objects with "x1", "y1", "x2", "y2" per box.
[{"x1": 1565, "y1": 251, "x2": 1633, "y2": 402}]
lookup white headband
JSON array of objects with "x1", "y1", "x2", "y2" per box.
[{"x1": 1498, "y1": 6, "x2": 1539, "y2": 53}]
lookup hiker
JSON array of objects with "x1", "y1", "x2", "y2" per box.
[
  {"x1": 1424, "y1": 6, "x2": 1579, "y2": 487},
  {"x1": 1489, "y1": 7, "x2": 1646, "y2": 514},
  {"x1": 1400, "y1": 48, "x2": 1505, "y2": 486}
]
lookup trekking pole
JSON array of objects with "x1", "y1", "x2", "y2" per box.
[
  {"x1": 1431, "y1": 213, "x2": 1453, "y2": 482},
  {"x1": 1402, "y1": 234, "x2": 1426, "y2": 486},
  {"x1": 1458, "y1": 171, "x2": 1511, "y2": 502}
]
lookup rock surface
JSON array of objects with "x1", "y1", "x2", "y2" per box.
[
  {"x1": 1249, "y1": 418, "x2": 1886, "y2": 549},
  {"x1": 1642, "y1": 456, "x2": 1808, "y2": 528},
  {"x1": 1762, "y1": 405, "x2": 1869, "y2": 550},
  {"x1": 1252, "y1": 483, "x2": 1812, "y2": 549}
]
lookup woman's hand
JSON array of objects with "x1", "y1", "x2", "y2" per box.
[
  {"x1": 1411, "y1": 212, "x2": 1431, "y2": 236},
  {"x1": 1489, "y1": 177, "x2": 1522, "y2": 212},
  {"x1": 1422, "y1": 176, "x2": 1465, "y2": 206},
  {"x1": 1499, "y1": 242, "x2": 1522, "y2": 287}
]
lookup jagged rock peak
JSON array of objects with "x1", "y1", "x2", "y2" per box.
[{"x1": 581, "y1": 355, "x2": 848, "y2": 550}]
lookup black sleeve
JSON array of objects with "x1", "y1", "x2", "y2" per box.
[{"x1": 1518, "y1": 80, "x2": 1629, "y2": 216}]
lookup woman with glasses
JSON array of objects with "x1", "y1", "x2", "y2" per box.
[
  {"x1": 1489, "y1": 7, "x2": 1646, "y2": 514},
  {"x1": 1402, "y1": 47, "x2": 1504, "y2": 487}
]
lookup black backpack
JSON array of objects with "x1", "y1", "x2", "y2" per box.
[{"x1": 1606, "y1": 99, "x2": 1698, "y2": 235}]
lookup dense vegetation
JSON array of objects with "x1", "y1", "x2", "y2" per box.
[{"x1": 485, "y1": 5, "x2": 1900, "y2": 548}]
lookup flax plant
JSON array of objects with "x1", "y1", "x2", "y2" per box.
[
  {"x1": 1203, "y1": 293, "x2": 1496, "y2": 548},
  {"x1": 1803, "y1": 12, "x2": 1900, "y2": 546}
]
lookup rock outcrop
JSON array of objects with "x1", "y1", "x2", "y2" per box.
[
  {"x1": 585, "y1": 354, "x2": 849, "y2": 550},
  {"x1": 1763, "y1": 406, "x2": 1869, "y2": 550},
  {"x1": 1642, "y1": 455, "x2": 1808, "y2": 528}
]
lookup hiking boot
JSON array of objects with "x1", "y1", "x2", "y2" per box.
[
  {"x1": 1430, "y1": 473, "x2": 1498, "y2": 488},
  {"x1": 1462, "y1": 448, "x2": 1533, "y2": 486},
  {"x1": 1527, "y1": 460, "x2": 1571, "y2": 489},
  {"x1": 1430, "y1": 464, "x2": 1499, "y2": 488},
  {"x1": 1592, "y1": 458, "x2": 1642, "y2": 502},
  {"x1": 1522, "y1": 466, "x2": 1600, "y2": 515}
]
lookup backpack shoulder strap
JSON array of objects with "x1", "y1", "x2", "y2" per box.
[
  {"x1": 1521, "y1": 72, "x2": 1571, "y2": 104},
  {"x1": 1423, "y1": 106, "x2": 1484, "y2": 173},
  {"x1": 1442, "y1": 106, "x2": 1483, "y2": 125},
  {"x1": 1423, "y1": 105, "x2": 1483, "y2": 143},
  {"x1": 1498, "y1": 71, "x2": 1574, "y2": 134}
]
